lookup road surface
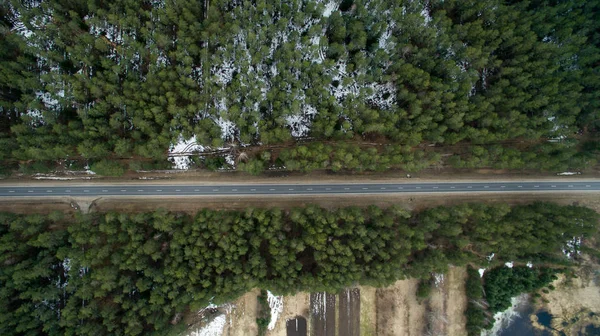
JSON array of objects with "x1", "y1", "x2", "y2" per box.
[{"x1": 0, "y1": 181, "x2": 599, "y2": 197}]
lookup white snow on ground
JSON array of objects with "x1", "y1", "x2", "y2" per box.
[
  {"x1": 482, "y1": 294, "x2": 528, "y2": 336},
  {"x1": 267, "y1": 291, "x2": 284, "y2": 330},
  {"x1": 479, "y1": 268, "x2": 486, "y2": 278},
  {"x1": 365, "y1": 82, "x2": 396, "y2": 109},
  {"x1": 378, "y1": 21, "x2": 396, "y2": 51},
  {"x1": 420, "y1": 3, "x2": 432, "y2": 26},
  {"x1": 188, "y1": 314, "x2": 226, "y2": 336},
  {"x1": 486, "y1": 253, "x2": 495, "y2": 262},
  {"x1": 214, "y1": 117, "x2": 237, "y2": 142},
  {"x1": 433, "y1": 273, "x2": 444, "y2": 287},
  {"x1": 526, "y1": 262, "x2": 533, "y2": 268},
  {"x1": 505, "y1": 261, "x2": 514, "y2": 268},
  {"x1": 322, "y1": 1, "x2": 339, "y2": 17},
  {"x1": 286, "y1": 104, "x2": 317, "y2": 137},
  {"x1": 34, "y1": 176, "x2": 92, "y2": 180},
  {"x1": 36, "y1": 91, "x2": 59, "y2": 110},
  {"x1": 168, "y1": 136, "x2": 205, "y2": 170},
  {"x1": 212, "y1": 59, "x2": 238, "y2": 86},
  {"x1": 556, "y1": 172, "x2": 581, "y2": 176},
  {"x1": 562, "y1": 237, "x2": 582, "y2": 259}
]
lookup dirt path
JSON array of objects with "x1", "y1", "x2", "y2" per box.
[
  {"x1": 359, "y1": 286, "x2": 377, "y2": 336},
  {"x1": 310, "y1": 292, "x2": 336, "y2": 336},
  {"x1": 338, "y1": 288, "x2": 360, "y2": 336},
  {"x1": 446, "y1": 267, "x2": 468, "y2": 336},
  {"x1": 376, "y1": 279, "x2": 425, "y2": 336},
  {"x1": 427, "y1": 279, "x2": 447, "y2": 336},
  {"x1": 222, "y1": 289, "x2": 259, "y2": 336},
  {"x1": 268, "y1": 292, "x2": 310, "y2": 336}
]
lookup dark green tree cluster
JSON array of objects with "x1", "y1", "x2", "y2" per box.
[
  {"x1": 0, "y1": 202, "x2": 597, "y2": 335},
  {"x1": 0, "y1": 0, "x2": 598, "y2": 173},
  {"x1": 484, "y1": 266, "x2": 558, "y2": 313}
]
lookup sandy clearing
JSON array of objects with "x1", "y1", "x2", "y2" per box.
[
  {"x1": 267, "y1": 292, "x2": 310, "y2": 336},
  {"x1": 222, "y1": 289, "x2": 259, "y2": 336},
  {"x1": 446, "y1": 267, "x2": 468, "y2": 336},
  {"x1": 360, "y1": 286, "x2": 377, "y2": 336},
  {"x1": 376, "y1": 279, "x2": 426, "y2": 336},
  {"x1": 427, "y1": 279, "x2": 447, "y2": 336}
]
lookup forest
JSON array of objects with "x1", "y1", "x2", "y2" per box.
[
  {"x1": 0, "y1": 202, "x2": 597, "y2": 335},
  {"x1": 1, "y1": 0, "x2": 599, "y2": 175}
]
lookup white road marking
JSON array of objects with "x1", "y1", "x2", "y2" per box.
[
  {"x1": 534, "y1": 185, "x2": 539, "y2": 188},
  {"x1": 518, "y1": 186, "x2": 522, "y2": 188},
  {"x1": 501, "y1": 186, "x2": 505, "y2": 188},
  {"x1": 175, "y1": 189, "x2": 181, "y2": 192},
  {"x1": 362, "y1": 187, "x2": 368, "y2": 190},
  {"x1": 484, "y1": 186, "x2": 489, "y2": 188},
  {"x1": 84, "y1": 190, "x2": 89, "y2": 192},
  {"x1": 568, "y1": 185, "x2": 573, "y2": 188},
  {"x1": 450, "y1": 186, "x2": 455, "y2": 189},
  {"x1": 9, "y1": 190, "x2": 14, "y2": 193},
  {"x1": 344, "y1": 188, "x2": 350, "y2": 190},
  {"x1": 121, "y1": 189, "x2": 126, "y2": 192},
  {"x1": 156, "y1": 189, "x2": 162, "y2": 192},
  {"x1": 398, "y1": 187, "x2": 403, "y2": 189},
  {"x1": 102, "y1": 190, "x2": 108, "y2": 192},
  {"x1": 66, "y1": 190, "x2": 71, "y2": 192},
  {"x1": 307, "y1": 188, "x2": 313, "y2": 191},
  {"x1": 586, "y1": 185, "x2": 591, "y2": 187},
  {"x1": 551, "y1": 185, "x2": 556, "y2": 188},
  {"x1": 232, "y1": 189, "x2": 238, "y2": 191},
  {"x1": 288, "y1": 188, "x2": 294, "y2": 191},
  {"x1": 137, "y1": 190, "x2": 143, "y2": 192},
  {"x1": 416, "y1": 187, "x2": 421, "y2": 189},
  {"x1": 194, "y1": 189, "x2": 200, "y2": 192},
  {"x1": 467, "y1": 186, "x2": 472, "y2": 189},
  {"x1": 381, "y1": 187, "x2": 386, "y2": 190},
  {"x1": 270, "y1": 188, "x2": 275, "y2": 191},
  {"x1": 28, "y1": 190, "x2": 33, "y2": 193},
  {"x1": 433, "y1": 187, "x2": 438, "y2": 189},
  {"x1": 213, "y1": 189, "x2": 218, "y2": 191},
  {"x1": 251, "y1": 189, "x2": 256, "y2": 191},
  {"x1": 326, "y1": 188, "x2": 331, "y2": 190},
  {"x1": 47, "y1": 190, "x2": 52, "y2": 192}
]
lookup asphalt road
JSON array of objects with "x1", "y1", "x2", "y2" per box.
[{"x1": 0, "y1": 181, "x2": 599, "y2": 197}]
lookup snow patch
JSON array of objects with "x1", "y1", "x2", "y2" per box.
[
  {"x1": 486, "y1": 253, "x2": 495, "y2": 262},
  {"x1": 505, "y1": 261, "x2": 514, "y2": 268},
  {"x1": 188, "y1": 314, "x2": 226, "y2": 336},
  {"x1": 433, "y1": 273, "x2": 444, "y2": 287},
  {"x1": 267, "y1": 291, "x2": 283, "y2": 330},
  {"x1": 286, "y1": 104, "x2": 317, "y2": 137},
  {"x1": 526, "y1": 262, "x2": 533, "y2": 268},
  {"x1": 322, "y1": 1, "x2": 339, "y2": 17},
  {"x1": 556, "y1": 172, "x2": 580, "y2": 176},
  {"x1": 478, "y1": 268, "x2": 486, "y2": 278},
  {"x1": 562, "y1": 237, "x2": 581, "y2": 259}
]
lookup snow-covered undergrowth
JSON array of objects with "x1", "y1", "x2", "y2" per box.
[
  {"x1": 267, "y1": 291, "x2": 284, "y2": 330},
  {"x1": 187, "y1": 314, "x2": 226, "y2": 336}
]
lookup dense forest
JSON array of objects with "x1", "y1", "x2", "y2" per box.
[
  {"x1": 1, "y1": 0, "x2": 599, "y2": 175},
  {"x1": 1, "y1": 202, "x2": 597, "y2": 335}
]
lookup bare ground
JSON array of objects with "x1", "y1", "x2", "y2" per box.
[
  {"x1": 446, "y1": 267, "x2": 468, "y2": 336},
  {"x1": 222, "y1": 289, "x2": 259, "y2": 336},
  {"x1": 359, "y1": 286, "x2": 377, "y2": 336},
  {"x1": 268, "y1": 292, "x2": 310, "y2": 336},
  {"x1": 376, "y1": 279, "x2": 426, "y2": 336}
]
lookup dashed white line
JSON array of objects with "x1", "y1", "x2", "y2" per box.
[
  {"x1": 47, "y1": 190, "x2": 52, "y2": 193},
  {"x1": 484, "y1": 186, "x2": 489, "y2": 189},
  {"x1": 398, "y1": 187, "x2": 403, "y2": 189},
  {"x1": 251, "y1": 189, "x2": 256, "y2": 191},
  {"x1": 120, "y1": 189, "x2": 126, "y2": 192},
  {"x1": 288, "y1": 188, "x2": 294, "y2": 191},
  {"x1": 28, "y1": 190, "x2": 33, "y2": 193},
  {"x1": 416, "y1": 187, "x2": 421, "y2": 189},
  {"x1": 433, "y1": 187, "x2": 438, "y2": 189},
  {"x1": 518, "y1": 186, "x2": 522, "y2": 188},
  {"x1": 326, "y1": 188, "x2": 331, "y2": 190},
  {"x1": 307, "y1": 188, "x2": 313, "y2": 191},
  {"x1": 9, "y1": 190, "x2": 14, "y2": 193},
  {"x1": 344, "y1": 188, "x2": 350, "y2": 190},
  {"x1": 586, "y1": 185, "x2": 591, "y2": 187},
  {"x1": 380, "y1": 187, "x2": 386, "y2": 190},
  {"x1": 450, "y1": 186, "x2": 455, "y2": 189},
  {"x1": 213, "y1": 189, "x2": 219, "y2": 191},
  {"x1": 66, "y1": 190, "x2": 71, "y2": 192},
  {"x1": 467, "y1": 186, "x2": 472, "y2": 189},
  {"x1": 568, "y1": 185, "x2": 573, "y2": 188},
  {"x1": 500, "y1": 186, "x2": 505, "y2": 188},
  {"x1": 232, "y1": 189, "x2": 238, "y2": 191},
  {"x1": 175, "y1": 189, "x2": 181, "y2": 192},
  {"x1": 551, "y1": 185, "x2": 556, "y2": 188},
  {"x1": 362, "y1": 187, "x2": 369, "y2": 190},
  {"x1": 194, "y1": 189, "x2": 200, "y2": 192},
  {"x1": 270, "y1": 188, "x2": 275, "y2": 191},
  {"x1": 102, "y1": 190, "x2": 108, "y2": 192},
  {"x1": 156, "y1": 189, "x2": 162, "y2": 192},
  {"x1": 534, "y1": 185, "x2": 539, "y2": 188},
  {"x1": 137, "y1": 189, "x2": 143, "y2": 192},
  {"x1": 84, "y1": 190, "x2": 89, "y2": 192}
]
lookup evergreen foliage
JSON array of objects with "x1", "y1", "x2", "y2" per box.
[
  {"x1": 0, "y1": 202, "x2": 597, "y2": 335},
  {"x1": 0, "y1": 0, "x2": 598, "y2": 172}
]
